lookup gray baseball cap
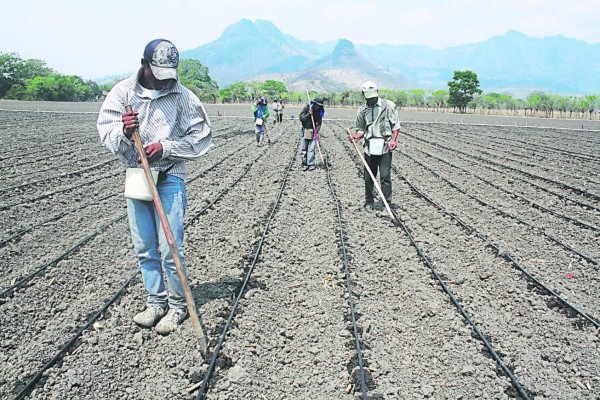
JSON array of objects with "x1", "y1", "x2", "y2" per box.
[{"x1": 143, "y1": 39, "x2": 179, "y2": 80}]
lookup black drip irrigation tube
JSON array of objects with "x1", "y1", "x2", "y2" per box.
[
  {"x1": 395, "y1": 167, "x2": 599, "y2": 328},
  {"x1": 11, "y1": 270, "x2": 140, "y2": 400},
  {"x1": 401, "y1": 150, "x2": 598, "y2": 267},
  {"x1": 195, "y1": 142, "x2": 297, "y2": 400},
  {"x1": 448, "y1": 147, "x2": 600, "y2": 214},
  {"x1": 0, "y1": 193, "x2": 118, "y2": 248},
  {"x1": 416, "y1": 148, "x2": 600, "y2": 233},
  {"x1": 0, "y1": 212, "x2": 128, "y2": 298},
  {"x1": 453, "y1": 135, "x2": 600, "y2": 187},
  {"x1": 456, "y1": 129, "x2": 600, "y2": 165},
  {"x1": 0, "y1": 171, "x2": 122, "y2": 211},
  {"x1": 322, "y1": 148, "x2": 368, "y2": 399},
  {"x1": 185, "y1": 138, "x2": 277, "y2": 228},
  {"x1": 1, "y1": 139, "x2": 256, "y2": 293},
  {"x1": 403, "y1": 130, "x2": 600, "y2": 203},
  {"x1": 332, "y1": 124, "x2": 531, "y2": 399},
  {"x1": 4, "y1": 154, "x2": 98, "y2": 180},
  {"x1": 10, "y1": 135, "x2": 277, "y2": 398},
  {"x1": 0, "y1": 158, "x2": 117, "y2": 193},
  {"x1": 389, "y1": 209, "x2": 532, "y2": 400}
]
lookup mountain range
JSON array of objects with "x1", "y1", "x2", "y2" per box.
[{"x1": 181, "y1": 19, "x2": 600, "y2": 96}]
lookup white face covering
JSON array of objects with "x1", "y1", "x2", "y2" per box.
[{"x1": 140, "y1": 88, "x2": 161, "y2": 99}]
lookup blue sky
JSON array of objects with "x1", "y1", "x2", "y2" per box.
[{"x1": 2, "y1": 0, "x2": 599, "y2": 79}]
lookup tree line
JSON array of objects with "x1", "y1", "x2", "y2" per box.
[
  {"x1": 0, "y1": 53, "x2": 102, "y2": 101},
  {"x1": 1, "y1": 52, "x2": 598, "y2": 119}
]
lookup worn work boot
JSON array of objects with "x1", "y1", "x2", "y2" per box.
[
  {"x1": 363, "y1": 203, "x2": 374, "y2": 212},
  {"x1": 133, "y1": 306, "x2": 166, "y2": 328},
  {"x1": 155, "y1": 308, "x2": 188, "y2": 335}
]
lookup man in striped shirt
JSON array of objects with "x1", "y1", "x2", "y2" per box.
[{"x1": 97, "y1": 39, "x2": 212, "y2": 335}]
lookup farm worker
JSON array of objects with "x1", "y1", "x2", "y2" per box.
[
  {"x1": 252, "y1": 97, "x2": 269, "y2": 144},
  {"x1": 272, "y1": 99, "x2": 280, "y2": 125},
  {"x1": 97, "y1": 39, "x2": 212, "y2": 334},
  {"x1": 347, "y1": 81, "x2": 400, "y2": 211},
  {"x1": 277, "y1": 99, "x2": 285, "y2": 123},
  {"x1": 299, "y1": 97, "x2": 324, "y2": 171}
]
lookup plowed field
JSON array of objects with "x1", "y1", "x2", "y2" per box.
[{"x1": 1, "y1": 101, "x2": 598, "y2": 400}]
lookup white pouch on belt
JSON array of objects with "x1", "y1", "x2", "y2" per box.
[
  {"x1": 255, "y1": 117, "x2": 263, "y2": 126},
  {"x1": 124, "y1": 168, "x2": 159, "y2": 201},
  {"x1": 368, "y1": 137, "x2": 385, "y2": 155}
]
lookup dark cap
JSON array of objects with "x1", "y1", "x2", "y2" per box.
[
  {"x1": 143, "y1": 39, "x2": 179, "y2": 80},
  {"x1": 312, "y1": 97, "x2": 324, "y2": 106}
]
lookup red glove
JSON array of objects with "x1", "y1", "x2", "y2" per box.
[
  {"x1": 145, "y1": 143, "x2": 163, "y2": 163},
  {"x1": 122, "y1": 111, "x2": 139, "y2": 138}
]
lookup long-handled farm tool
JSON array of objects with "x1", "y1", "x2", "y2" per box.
[
  {"x1": 305, "y1": 90, "x2": 325, "y2": 164},
  {"x1": 347, "y1": 127, "x2": 396, "y2": 223},
  {"x1": 125, "y1": 104, "x2": 208, "y2": 355}
]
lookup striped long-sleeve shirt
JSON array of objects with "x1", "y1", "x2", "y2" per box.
[{"x1": 97, "y1": 72, "x2": 212, "y2": 180}]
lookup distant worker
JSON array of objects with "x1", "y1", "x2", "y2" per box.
[
  {"x1": 347, "y1": 81, "x2": 400, "y2": 211},
  {"x1": 299, "y1": 97, "x2": 324, "y2": 171},
  {"x1": 97, "y1": 39, "x2": 212, "y2": 334},
  {"x1": 252, "y1": 97, "x2": 269, "y2": 144},
  {"x1": 277, "y1": 99, "x2": 285, "y2": 123},
  {"x1": 272, "y1": 99, "x2": 280, "y2": 125}
]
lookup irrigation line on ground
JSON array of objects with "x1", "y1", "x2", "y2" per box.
[
  {"x1": 332, "y1": 124, "x2": 532, "y2": 399},
  {"x1": 439, "y1": 131, "x2": 600, "y2": 187},
  {"x1": 447, "y1": 127, "x2": 600, "y2": 164},
  {"x1": 401, "y1": 150, "x2": 598, "y2": 266},
  {"x1": 3, "y1": 154, "x2": 100, "y2": 180},
  {"x1": 414, "y1": 148, "x2": 600, "y2": 233},
  {"x1": 8, "y1": 131, "x2": 284, "y2": 399},
  {"x1": 0, "y1": 212, "x2": 128, "y2": 298},
  {"x1": 0, "y1": 171, "x2": 121, "y2": 211},
  {"x1": 395, "y1": 167, "x2": 599, "y2": 328},
  {"x1": 390, "y1": 209, "x2": 532, "y2": 400},
  {"x1": 415, "y1": 125, "x2": 600, "y2": 190},
  {"x1": 403, "y1": 119, "x2": 600, "y2": 132},
  {"x1": 402, "y1": 130, "x2": 600, "y2": 202},
  {"x1": 0, "y1": 159, "x2": 117, "y2": 193},
  {"x1": 446, "y1": 148, "x2": 600, "y2": 213},
  {"x1": 11, "y1": 269, "x2": 140, "y2": 400},
  {"x1": 322, "y1": 144, "x2": 368, "y2": 400},
  {"x1": 0, "y1": 193, "x2": 119, "y2": 248},
  {"x1": 195, "y1": 141, "x2": 297, "y2": 400}
]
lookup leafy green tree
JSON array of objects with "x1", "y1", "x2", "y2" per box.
[
  {"x1": 11, "y1": 74, "x2": 102, "y2": 101},
  {"x1": 246, "y1": 81, "x2": 262, "y2": 101},
  {"x1": 4, "y1": 83, "x2": 26, "y2": 100},
  {"x1": 178, "y1": 59, "x2": 218, "y2": 102},
  {"x1": 585, "y1": 95, "x2": 598, "y2": 119},
  {"x1": 430, "y1": 90, "x2": 449, "y2": 111},
  {"x1": 219, "y1": 82, "x2": 248, "y2": 103},
  {"x1": 408, "y1": 89, "x2": 426, "y2": 108},
  {"x1": 260, "y1": 80, "x2": 287, "y2": 100},
  {"x1": 0, "y1": 52, "x2": 53, "y2": 98},
  {"x1": 447, "y1": 70, "x2": 482, "y2": 113}
]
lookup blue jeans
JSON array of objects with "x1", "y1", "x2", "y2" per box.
[
  {"x1": 126, "y1": 174, "x2": 188, "y2": 310},
  {"x1": 300, "y1": 128, "x2": 316, "y2": 166}
]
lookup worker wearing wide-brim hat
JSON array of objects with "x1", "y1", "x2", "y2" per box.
[
  {"x1": 299, "y1": 97, "x2": 325, "y2": 171},
  {"x1": 348, "y1": 81, "x2": 400, "y2": 211}
]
